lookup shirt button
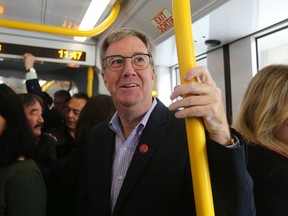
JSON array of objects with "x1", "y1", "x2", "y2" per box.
[{"x1": 117, "y1": 175, "x2": 124, "y2": 180}]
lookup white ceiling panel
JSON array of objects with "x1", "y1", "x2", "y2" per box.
[
  {"x1": 0, "y1": 0, "x2": 288, "y2": 69},
  {"x1": 0, "y1": 0, "x2": 230, "y2": 45}
]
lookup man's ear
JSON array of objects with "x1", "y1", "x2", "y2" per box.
[{"x1": 151, "y1": 67, "x2": 156, "y2": 80}]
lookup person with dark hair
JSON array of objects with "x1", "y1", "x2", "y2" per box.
[
  {"x1": 18, "y1": 93, "x2": 45, "y2": 137},
  {"x1": 52, "y1": 90, "x2": 71, "y2": 120},
  {"x1": 62, "y1": 92, "x2": 89, "y2": 141},
  {"x1": 234, "y1": 64, "x2": 288, "y2": 216},
  {"x1": 76, "y1": 28, "x2": 255, "y2": 216},
  {"x1": 44, "y1": 93, "x2": 88, "y2": 215},
  {"x1": 42, "y1": 91, "x2": 53, "y2": 109},
  {"x1": 75, "y1": 94, "x2": 116, "y2": 144},
  {"x1": 23, "y1": 53, "x2": 62, "y2": 131},
  {"x1": 47, "y1": 93, "x2": 88, "y2": 159},
  {"x1": 0, "y1": 84, "x2": 46, "y2": 216},
  {"x1": 18, "y1": 93, "x2": 57, "y2": 184},
  {"x1": 48, "y1": 94, "x2": 116, "y2": 216}
]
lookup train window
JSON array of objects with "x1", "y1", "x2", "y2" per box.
[
  {"x1": 256, "y1": 27, "x2": 288, "y2": 70},
  {"x1": 0, "y1": 76, "x2": 26, "y2": 93},
  {"x1": 42, "y1": 80, "x2": 78, "y2": 96},
  {"x1": 0, "y1": 76, "x2": 78, "y2": 98},
  {"x1": 170, "y1": 56, "x2": 207, "y2": 103},
  {"x1": 172, "y1": 55, "x2": 207, "y2": 87}
]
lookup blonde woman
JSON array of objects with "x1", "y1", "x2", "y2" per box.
[{"x1": 234, "y1": 64, "x2": 288, "y2": 216}]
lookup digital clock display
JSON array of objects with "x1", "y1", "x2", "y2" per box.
[
  {"x1": 58, "y1": 49, "x2": 84, "y2": 61},
  {"x1": 0, "y1": 42, "x2": 86, "y2": 61}
]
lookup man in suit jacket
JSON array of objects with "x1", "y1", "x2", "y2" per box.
[
  {"x1": 76, "y1": 28, "x2": 255, "y2": 216},
  {"x1": 23, "y1": 53, "x2": 62, "y2": 131},
  {"x1": 18, "y1": 93, "x2": 57, "y2": 185}
]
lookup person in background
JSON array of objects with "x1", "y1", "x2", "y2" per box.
[
  {"x1": 23, "y1": 53, "x2": 62, "y2": 131},
  {"x1": 52, "y1": 90, "x2": 71, "y2": 120},
  {"x1": 47, "y1": 93, "x2": 88, "y2": 159},
  {"x1": 76, "y1": 28, "x2": 255, "y2": 216},
  {"x1": 234, "y1": 64, "x2": 288, "y2": 216},
  {"x1": 49, "y1": 94, "x2": 116, "y2": 216},
  {"x1": 18, "y1": 93, "x2": 57, "y2": 184},
  {"x1": 0, "y1": 84, "x2": 46, "y2": 216},
  {"x1": 75, "y1": 94, "x2": 116, "y2": 144},
  {"x1": 43, "y1": 91, "x2": 53, "y2": 109}
]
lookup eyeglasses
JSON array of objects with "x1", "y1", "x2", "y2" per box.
[{"x1": 103, "y1": 54, "x2": 152, "y2": 72}]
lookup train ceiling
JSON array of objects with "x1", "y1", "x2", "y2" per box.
[
  {"x1": 0, "y1": 0, "x2": 229, "y2": 44},
  {"x1": 0, "y1": 0, "x2": 287, "y2": 68}
]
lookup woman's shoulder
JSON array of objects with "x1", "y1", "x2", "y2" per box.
[
  {"x1": 248, "y1": 144, "x2": 288, "y2": 162},
  {"x1": 1, "y1": 158, "x2": 41, "y2": 180},
  {"x1": 0, "y1": 159, "x2": 46, "y2": 216},
  {"x1": 248, "y1": 144, "x2": 288, "y2": 180}
]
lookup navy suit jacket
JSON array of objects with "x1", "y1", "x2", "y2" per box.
[{"x1": 77, "y1": 99, "x2": 255, "y2": 216}]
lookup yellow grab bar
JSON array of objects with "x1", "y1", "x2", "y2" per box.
[
  {"x1": 87, "y1": 66, "x2": 94, "y2": 97},
  {"x1": 172, "y1": 0, "x2": 215, "y2": 215},
  {"x1": 0, "y1": 2, "x2": 120, "y2": 37}
]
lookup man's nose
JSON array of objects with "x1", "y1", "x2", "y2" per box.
[
  {"x1": 66, "y1": 110, "x2": 74, "y2": 118},
  {"x1": 38, "y1": 115, "x2": 44, "y2": 123},
  {"x1": 122, "y1": 58, "x2": 135, "y2": 74}
]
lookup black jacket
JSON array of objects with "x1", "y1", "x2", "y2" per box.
[
  {"x1": 248, "y1": 145, "x2": 288, "y2": 216},
  {"x1": 77, "y1": 99, "x2": 255, "y2": 216}
]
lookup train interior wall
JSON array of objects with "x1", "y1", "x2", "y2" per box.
[{"x1": 96, "y1": 29, "x2": 278, "y2": 125}]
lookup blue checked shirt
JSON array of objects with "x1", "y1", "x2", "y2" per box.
[{"x1": 109, "y1": 98, "x2": 157, "y2": 212}]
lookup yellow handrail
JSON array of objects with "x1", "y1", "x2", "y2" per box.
[
  {"x1": 0, "y1": 1, "x2": 120, "y2": 37},
  {"x1": 172, "y1": 0, "x2": 215, "y2": 216},
  {"x1": 87, "y1": 66, "x2": 94, "y2": 97},
  {"x1": 41, "y1": 81, "x2": 54, "y2": 92}
]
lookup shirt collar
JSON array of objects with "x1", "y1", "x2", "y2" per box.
[{"x1": 109, "y1": 97, "x2": 158, "y2": 134}]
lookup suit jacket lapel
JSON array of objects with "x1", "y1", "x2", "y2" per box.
[{"x1": 113, "y1": 100, "x2": 169, "y2": 214}]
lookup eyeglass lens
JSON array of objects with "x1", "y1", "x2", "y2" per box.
[{"x1": 106, "y1": 54, "x2": 150, "y2": 71}]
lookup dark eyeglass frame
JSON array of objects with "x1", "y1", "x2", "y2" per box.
[{"x1": 103, "y1": 53, "x2": 152, "y2": 72}]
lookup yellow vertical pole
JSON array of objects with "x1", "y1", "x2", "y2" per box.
[
  {"x1": 172, "y1": 0, "x2": 215, "y2": 216},
  {"x1": 87, "y1": 66, "x2": 94, "y2": 97}
]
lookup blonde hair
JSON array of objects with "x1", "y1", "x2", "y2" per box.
[
  {"x1": 100, "y1": 27, "x2": 155, "y2": 70},
  {"x1": 234, "y1": 64, "x2": 288, "y2": 155}
]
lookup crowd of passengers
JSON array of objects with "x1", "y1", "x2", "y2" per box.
[
  {"x1": 0, "y1": 53, "x2": 116, "y2": 216},
  {"x1": 1, "y1": 28, "x2": 288, "y2": 216}
]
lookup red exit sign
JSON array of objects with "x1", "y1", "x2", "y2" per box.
[{"x1": 150, "y1": 7, "x2": 174, "y2": 33}]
